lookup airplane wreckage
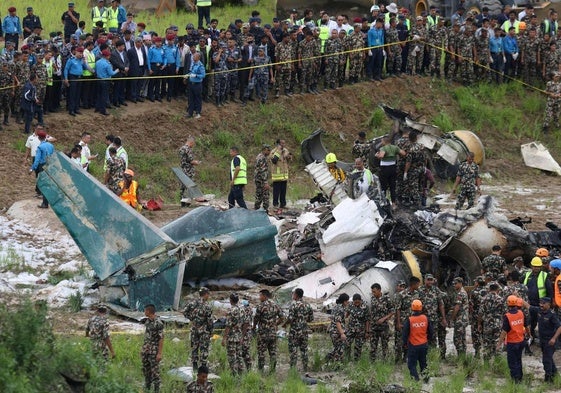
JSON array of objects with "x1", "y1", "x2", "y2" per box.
[{"x1": 37, "y1": 105, "x2": 561, "y2": 311}]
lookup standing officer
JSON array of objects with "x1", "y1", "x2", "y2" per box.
[
  {"x1": 141, "y1": 304, "x2": 164, "y2": 393},
  {"x1": 497, "y1": 296, "x2": 529, "y2": 384},
  {"x1": 186, "y1": 52, "x2": 205, "y2": 118},
  {"x1": 61, "y1": 3, "x2": 80, "y2": 43},
  {"x1": 178, "y1": 136, "x2": 200, "y2": 198},
  {"x1": 64, "y1": 47, "x2": 89, "y2": 116},
  {"x1": 346, "y1": 294, "x2": 370, "y2": 361},
  {"x1": 481, "y1": 245, "x2": 507, "y2": 280},
  {"x1": 369, "y1": 283, "x2": 394, "y2": 361},
  {"x1": 524, "y1": 257, "x2": 553, "y2": 338},
  {"x1": 420, "y1": 274, "x2": 448, "y2": 358},
  {"x1": 85, "y1": 305, "x2": 115, "y2": 360},
  {"x1": 3, "y1": 7, "x2": 22, "y2": 50},
  {"x1": 22, "y1": 7, "x2": 41, "y2": 40},
  {"x1": 222, "y1": 293, "x2": 243, "y2": 375},
  {"x1": 284, "y1": 288, "x2": 313, "y2": 371},
  {"x1": 147, "y1": 37, "x2": 166, "y2": 102},
  {"x1": 402, "y1": 299, "x2": 432, "y2": 382},
  {"x1": 29, "y1": 130, "x2": 54, "y2": 209},
  {"x1": 253, "y1": 289, "x2": 283, "y2": 372},
  {"x1": 452, "y1": 151, "x2": 481, "y2": 210},
  {"x1": 183, "y1": 287, "x2": 213, "y2": 371},
  {"x1": 228, "y1": 146, "x2": 247, "y2": 209},
  {"x1": 449, "y1": 277, "x2": 469, "y2": 356},
  {"x1": 270, "y1": 139, "x2": 291, "y2": 215},
  {"x1": 253, "y1": 144, "x2": 271, "y2": 211}
]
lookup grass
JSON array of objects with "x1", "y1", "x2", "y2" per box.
[{"x1": 0, "y1": 245, "x2": 33, "y2": 274}]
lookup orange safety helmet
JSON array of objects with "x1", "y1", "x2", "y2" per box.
[
  {"x1": 536, "y1": 248, "x2": 549, "y2": 257},
  {"x1": 411, "y1": 299, "x2": 423, "y2": 311},
  {"x1": 519, "y1": 21, "x2": 526, "y2": 30},
  {"x1": 507, "y1": 295, "x2": 518, "y2": 307}
]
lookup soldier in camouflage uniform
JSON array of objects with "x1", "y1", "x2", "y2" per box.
[
  {"x1": 104, "y1": 147, "x2": 126, "y2": 194},
  {"x1": 352, "y1": 131, "x2": 370, "y2": 169},
  {"x1": 400, "y1": 132, "x2": 425, "y2": 209},
  {"x1": 15, "y1": 52, "x2": 31, "y2": 124},
  {"x1": 469, "y1": 276, "x2": 487, "y2": 358},
  {"x1": 445, "y1": 23, "x2": 462, "y2": 80},
  {"x1": 521, "y1": 28, "x2": 540, "y2": 84},
  {"x1": 395, "y1": 128, "x2": 411, "y2": 198},
  {"x1": 311, "y1": 29, "x2": 322, "y2": 92},
  {"x1": 450, "y1": 277, "x2": 469, "y2": 356},
  {"x1": 542, "y1": 71, "x2": 561, "y2": 132},
  {"x1": 346, "y1": 294, "x2": 370, "y2": 361},
  {"x1": 251, "y1": 46, "x2": 273, "y2": 104},
  {"x1": 428, "y1": 18, "x2": 448, "y2": 78},
  {"x1": 541, "y1": 41, "x2": 560, "y2": 82},
  {"x1": 86, "y1": 306, "x2": 115, "y2": 360},
  {"x1": 141, "y1": 304, "x2": 164, "y2": 393},
  {"x1": 420, "y1": 275, "x2": 448, "y2": 359},
  {"x1": 240, "y1": 300, "x2": 253, "y2": 371},
  {"x1": 298, "y1": 31, "x2": 319, "y2": 94},
  {"x1": 327, "y1": 293, "x2": 349, "y2": 363},
  {"x1": 348, "y1": 24, "x2": 365, "y2": 83},
  {"x1": 386, "y1": 18, "x2": 402, "y2": 77},
  {"x1": 395, "y1": 277, "x2": 422, "y2": 363},
  {"x1": 225, "y1": 39, "x2": 241, "y2": 103},
  {"x1": 407, "y1": 17, "x2": 427, "y2": 75},
  {"x1": 222, "y1": 293, "x2": 244, "y2": 375},
  {"x1": 338, "y1": 29, "x2": 349, "y2": 88},
  {"x1": 253, "y1": 145, "x2": 271, "y2": 211},
  {"x1": 457, "y1": 26, "x2": 476, "y2": 85},
  {"x1": 478, "y1": 282, "x2": 505, "y2": 360},
  {"x1": 474, "y1": 28, "x2": 491, "y2": 82},
  {"x1": 253, "y1": 289, "x2": 283, "y2": 372},
  {"x1": 274, "y1": 33, "x2": 293, "y2": 97},
  {"x1": 179, "y1": 136, "x2": 201, "y2": 198},
  {"x1": 393, "y1": 280, "x2": 407, "y2": 362},
  {"x1": 452, "y1": 151, "x2": 481, "y2": 210},
  {"x1": 481, "y1": 245, "x2": 507, "y2": 280},
  {"x1": 284, "y1": 288, "x2": 314, "y2": 370},
  {"x1": 289, "y1": 30, "x2": 300, "y2": 94},
  {"x1": 324, "y1": 29, "x2": 343, "y2": 90},
  {"x1": 370, "y1": 283, "x2": 394, "y2": 361},
  {"x1": 212, "y1": 42, "x2": 228, "y2": 107},
  {"x1": 183, "y1": 287, "x2": 213, "y2": 371},
  {"x1": 32, "y1": 53, "x2": 47, "y2": 117},
  {"x1": 0, "y1": 61, "x2": 15, "y2": 127},
  {"x1": 186, "y1": 366, "x2": 214, "y2": 393}
]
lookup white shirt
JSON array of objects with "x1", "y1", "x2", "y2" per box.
[
  {"x1": 79, "y1": 141, "x2": 91, "y2": 169},
  {"x1": 136, "y1": 46, "x2": 144, "y2": 66},
  {"x1": 116, "y1": 146, "x2": 128, "y2": 168},
  {"x1": 25, "y1": 134, "x2": 41, "y2": 157}
]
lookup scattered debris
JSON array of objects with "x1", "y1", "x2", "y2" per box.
[{"x1": 521, "y1": 141, "x2": 561, "y2": 176}]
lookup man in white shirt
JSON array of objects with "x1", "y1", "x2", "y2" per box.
[
  {"x1": 25, "y1": 126, "x2": 56, "y2": 197},
  {"x1": 79, "y1": 132, "x2": 97, "y2": 171}
]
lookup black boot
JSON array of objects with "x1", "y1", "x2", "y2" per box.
[
  {"x1": 215, "y1": 96, "x2": 220, "y2": 107},
  {"x1": 3, "y1": 114, "x2": 8, "y2": 125}
]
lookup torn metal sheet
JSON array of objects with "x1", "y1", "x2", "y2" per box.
[
  {"x1": 161, "y1": 207, "x2": 279, "y2": 280},
  {"x1": 521, "y1": 142, "x2": 561, "y2": 176},
  {"x1": 274, "y1": 261, "x2": 352, "y2": 301},
  {"x1": 103, "y1": 302, "x2": 188, "y2": 323},
  {"x1": 300, "y1": 129, "x2": 354, "y2": 172},
  {"x1": 172, "y1": 167, "x2": 205, "y2": 198},
  {"x1": 319, "y1": 194, "x2": 384, "y2": 265},
  {"x1": 305, "y1": 161, "x2": 349, "y2": 205},
  {"x1": 439, "y1": 237, "x2": 481, "y2": 284}
]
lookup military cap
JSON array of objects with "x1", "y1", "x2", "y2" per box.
[
  {"x1": 75, "y1": 47, "x2": 84, "y2": 53},
  {"x1": 8, "y1": 7, "x2": 16, "y2": 13},
  {"x1": 68, "y1": 2, "x2": 75, "y2": 7},
  {"x1": 27, "y1": 7, "x2": 33, "y2": 11},
  {"x1": 273, "y1": 17, "x2": 279, "y2": 22},
  {"x1": 185, "y1": 23, "x2": 194, "y2": 29},
  {"x1": 264, "y1": 24, "x2": 271, "y2": 29},
  {"x1": 425, "y1": 274, "x2": 435, "y2": 280},
  {"x1": 453, "y1": 277, "x2": 464, "y2": 284},
  {"x1": 153, "y1": 36, "x2": 162, "y2": 43}
]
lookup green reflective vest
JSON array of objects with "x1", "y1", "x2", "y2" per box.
[
  {"x1": 197, "y1": 0, "x2": 212, "y2": 7},
  {"x1": 427, "y1": 15, "x2": 439, "y2": 28},
  {"x1": 92, "y1": 7, "x2": 107, "y2": 26},
  {"x1": 231, "y1": 155, "x2": 247, "y2": 185},
  {"x1": 83, "y1": 49, "x2": 96, "y2": 76},
  {"x1": 106, "y1": 8, "x2": 119, "y2": 30},
  {"x1": 524, "y1": 271, "x2": 548, "y2": 298},
  {"x1": 45, "y1": 59, "x2": 53, "y2": 86},
  {"x1": 319, "y1": 26, "x2": 330, "y2": 53}
]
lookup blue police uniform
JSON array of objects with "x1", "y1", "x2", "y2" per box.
[
  {"x1": 63, "y1": 55, "x2": 88, "y2": 115},
  {"x1": 147, "y1": 45, "x2": 167, "y2": 101}
]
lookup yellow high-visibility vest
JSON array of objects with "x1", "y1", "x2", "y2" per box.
[
  {"x1": 106, "y1": 8, "x2": 119, "y2": 30},
  {"x1": 231, "y1": 155, "x2": 247, "y2": 185},
  {"x1": 92, "y1": 7, "x2": 107, "y2": 26}
]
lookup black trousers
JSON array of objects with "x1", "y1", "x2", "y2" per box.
[
  {"x1": 66, "y1": 75, "x2": 81, "y2": 113},
  {"x1": 187, "y1": 81, "x2": 202, "y2": 116},
  {"x1": 272, "y1": 181, "x2": 287, "y2": 208},
  {"x1": 228, "y1": 185, "x2": 247, "y2": 209},
  {"x1": 379, "y1": 164, "x2": 397, "y2": 203}
]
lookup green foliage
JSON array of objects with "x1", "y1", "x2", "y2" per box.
[
  {"x1": 0, "y1": 245, "x2": 30, "y2": 274},
  {"x1": 12, "y1": 139, "x2": 26, "y2": 153},
  {"x1": 368, "y1": 107, "x2": 386, "y2": 129},
  {"x1": 47, "y1": 270, "x2": 76, "y2": 285},
  {"x1": 68, "y1": 290, "x2": 84, "y2": 312},
  {"x1": 433, "y1": 112, "x2": 456, "y2": 132}
]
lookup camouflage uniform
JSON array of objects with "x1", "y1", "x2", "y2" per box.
[
  {"x1": 399, "y1": 142, "x2": 425, "y2": 208},
  {"x1": 179, "y1": 144, "x2": 195, "y2": 198},
  {"x1": 428, "y1": 24, "x2": 448, "y2": 77},
  {"x1": 142, "y1": 316, "x2": 164, "y2": 392},
  {"x1": 469, "y1": 283, "x2": 486, "y2": 357},
  {"x1": 254, "y1": 299, "x2": 283, "y2": 371},
  {"x1": 298, "y1": 38, "x2": 318, "y2": 93},
  {"x1": 542, "y1": 49, "x2": 561, "y2": 82},
  {"x1": 225, "y1": 45, "x2": 240, "y2": 99},
  {"x1": 311, "y1": 37, "x2": 322, "y2": 89},
  {"x1": 346, "y1": 301, "x2": 370, "y2": 360},
  {"x1": 212, "y1": 48, "x2": 228, "y2": 105},
  {"x1": 386, "y1": 26, "x2": 402, "y2": 76},
  {"x1": 241, "y1": 304, "x2": 253, "y2": 371},
  {"x1": 474, "y1": 35, "x2": 490, "y2": 82},
  {"x1": 455, "y1": 160, "x2": 480, "y2": 209},
  {"x1": 452, "y1": 287, "x2": 469, "y2": 355},
  {"x1": 407, "y1": 25, "x2": 427, "y2": 75},
  {"x1": 253, "y1": 54, "x2": 271, "y2": 102},
  {"x1": 287, "y1": 299, "x2": 314, "y2": 370},
  {"x1": 0, "y1": 65, "x2": 15, "y2": 122},
  {"x1": 348, "y1": 30, "x2": 365, "y2": 80},
  {"x1": 86, "y1": 314, "x2": 111, "y2": 359},
  {"x1": 521, "y1": 36, "x2": 540, "y2": 84},
  {"x1": 32, "y1": 61, "x2": 48, "y2": 104},
  {"x1": 395, "y1": 136, "x2": 412, "y2": 198},
  {"x1": 445, "y1": 27, "x2": 461, "y2": 80},
  {"x1": 338, "y1": 33, "x2": 349, "y2": 86},
  {"x1": 105, "y1": 156, "x2": 125, "y2": 194},
  {"x1": 225, "y1": 304, "x2": 244, "y2": 375},
  {"x1": 420, "y1": 285, "x2": 447, "y2": 358},
  {"x1": 183, "y1": 298, "x2": 213, "y2": 369},
  {"x1": 479, "y1": 291, "x2": 505, "y2": 359},
  {"x1": 289, "y1": 38, "x2": 300, "y2": 92},
  {"x1": 274, "y1": 41, "x2": 293, "y2": 95},
  {"x1": 186, "y1": 380, "x2": 214, "y2": 393},
  {"x1": 543, "y1": 79, "x2": 561, "y2": 128},
  {"x1": 370, "y1": 293, "x2": 393, "y2": 360},
  {"x1": 254, "y1": 152, "x2": 270, "y2": 210},
  {"x1": 15, "y1": 59, "x2": 31, "y2": 115},
  {"x1": 458, "y1": 32, "x2": 475, "y2": 85},
  {"x1": 352, "y1": 140, "x2": 370, "y2": 168},
  {"x1": 481, "y1": 254, "x2": 507, "y2": 280},
  {"x1": 324, "y1": 36, "x2": 343, "y2": 89},
  {"x1": 327, "y1": 303, "x2": 347, "y2": 362},
  {"x1": 395, "y1": 288, "x2": 421, "y2": 361}
]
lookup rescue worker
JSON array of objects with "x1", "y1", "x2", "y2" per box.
[
  {"x1": 524, "y1": 257, "x2": 553, "y2": 338},
  {"x1": 270, "y1": 139, "x2": 291, "y2": 214},
  {"x1": 497, "y1": 296, "x2": 529, "y2": 384},
  {"x1": 117, "y1": 169, "x2": 140, "y2": 210},
  {"x1": 351, "y1": 158, "x2": 372, "y2": 198},
  {"x1": 228, "y1": 146, "x2": 247, "y2": 209},
  {"x1": 402, "y1": 299, "x2": 432, "y2": 382},
  {"x1": 325, "y1": 153, "x2": 345, "y2": 182},
  {"x1": 452, "y1": 151, "x2": 481, "y2": 210}
]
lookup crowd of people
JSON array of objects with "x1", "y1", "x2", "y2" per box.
[
  {"x1": 84, "y1": 246, "x2": 561, "y2": 392},
  {"x1": 2, "y1": 1, "x2": 561, "y2": 130}
]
